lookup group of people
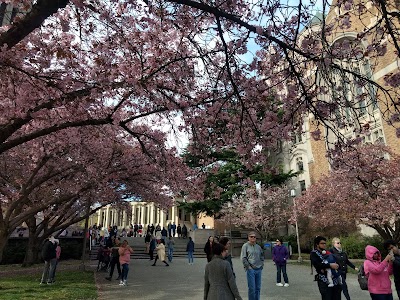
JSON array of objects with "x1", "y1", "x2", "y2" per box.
[
  {"x1": 311, "y1": 236, "x2": 400, "y2": 300},
  {"x1": 204, "y1": 231, "x2": 267, "y2": 300}
]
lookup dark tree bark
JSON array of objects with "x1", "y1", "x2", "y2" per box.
[{"x1": 0, "y1": 0, "x2": 69, "y2": 48}]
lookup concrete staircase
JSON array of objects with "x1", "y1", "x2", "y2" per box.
[{"x1": 89, "y1": 236, "x2": 207, "y2": 261}]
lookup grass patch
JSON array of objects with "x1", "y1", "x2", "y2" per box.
[{"x1": 0, "y1": 270, "x2": 97, "y2": 300}]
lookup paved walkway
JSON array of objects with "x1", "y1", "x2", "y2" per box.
[{"x1": 95, "y1": 257, "x2": 375, "y2": 300}]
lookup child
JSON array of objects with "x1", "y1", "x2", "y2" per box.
[{"x1": 322, "y1": 249, "x2": 341, "y2": 287}]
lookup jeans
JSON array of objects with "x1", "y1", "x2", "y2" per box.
[
  {"x1": 121, "y1": 263, "x2": 129, "y2": 281},
  {"x1": 394, "y1": 280, "x2": 400, "y2": 300},
  {"x1": 168, "y1": 248, "x2": 174, "y2": 262},
  {"x1": 370, "y1": 294, "x2": 393, "y2": 300},
  {"x1": 341, "y1": 273, "x2": 350, "y2": 300},
  {"x1": 41, "y1": 258, "x2": 57, "y2": 283},
  {"x1": 276, "y1": 264, "x2": 289, "y2": 283},
  {"x1": 246, "y1": 267, "x2": 262, "y2": 300},
  {"x1": 188, "y1": 251, "x2": 194, "y2": 263},
  {"x1": 317, "y1": 280, "x2": 342, "y2": 300},
  {"x1": 109, "y1": 256, "x2": 121, "y2": 278}
]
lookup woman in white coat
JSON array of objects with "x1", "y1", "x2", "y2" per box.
[{"x1": 151, "y1": 239, "x2": 169, "y2": 266}]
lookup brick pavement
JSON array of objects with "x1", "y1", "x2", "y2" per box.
[{"x1": 95, "y1": 257, "x2": 376, "y2": 300}]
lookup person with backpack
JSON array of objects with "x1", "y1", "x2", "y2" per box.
[
  {"x1": 330, "y1": 237, "x2": 359, "y2": 300},
  {"x1": 364, "y1": 245, "x2": 394, "y2": 300},
  {"x1": 384, "y1": 240, "x2": 400, "y2": 299},
  {"x1": 310, "y1": 236, "x2": 341, "y2": 300}
]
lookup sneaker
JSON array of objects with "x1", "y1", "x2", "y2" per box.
[
  {"x1": 47, "y1": 281, "x2": 54, "y2": 285},
  {"x1": 284, "y1": 283, "x2": 289, "y2": 287},
  {"x1": 276, "y1": 283, "x2": 284, "y2": 287},
  {"x1": 328, "y1": 283, "x2": 334, "y2": 287},
  {"x1": 105, "y1": 277, "x2": 111, "y2": 281},
  {"x1": 123, "y1": 280, "x2": 127, "y2": 286},
  {"x1": 119, "y1": 281, "x2": 124, "y2": 286}
]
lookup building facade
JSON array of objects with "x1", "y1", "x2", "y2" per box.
[{"x1": 88, "y1": 201, "x2": 214, "y2": 230}]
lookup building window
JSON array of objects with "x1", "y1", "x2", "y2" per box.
[
  {"x1": 373, "y1": 129, "x2": 385, "y2": 144},
  {"x1": 299, "y1": 180, "x2": 306, "y2": 192},
  {"x1": 296, "y1": 157, "x2": 304, "y2": 172}
]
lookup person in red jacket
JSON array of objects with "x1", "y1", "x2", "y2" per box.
[{"x1": 364, "y1": 245, "x2": 394, "y2": 300}]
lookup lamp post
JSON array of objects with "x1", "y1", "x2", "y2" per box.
[
  {"x1": 227, "y1": 202, "x2": 233, "y2": 255},
  {"x1": 290, "y1": 189, "x2": 303, "y2": 262}
]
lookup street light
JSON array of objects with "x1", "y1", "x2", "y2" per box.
[
  {"x1": 290, "y1": 189, "x2": 303, "y2": 263},
  {"x1": 227, "y1": 202, "x2": 233, "y2": 255}
]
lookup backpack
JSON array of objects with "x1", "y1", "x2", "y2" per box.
[{"x1": 358, "y1": 263, "x2": 368, "y2": 290}]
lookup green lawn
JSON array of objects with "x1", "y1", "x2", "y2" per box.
[{"x1": 0, "y1": 270, "x2": 97, "y2": 300}]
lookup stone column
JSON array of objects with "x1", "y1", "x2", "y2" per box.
[
  {"x1": 150, "y1": 204, "x2": 154, "y2": 225},
  {"x1": 174, "y1": 206, "x2": 179, "y2": 226},
  {"x1": 140, "y1": 205, "x2": 145, "y2": 225},
  {"x1": 123, "y1": 211, "x2": 127, "y2": 228},
  {"x1": 171, "y1": 206, "x2": 175, "y2": 224},
  {"x1": 105, "y1": 206, "x2": 110, "y2": 228},
  {"x1": 160, "y1": 209, "x2": 165, "y2": 227},
  {"x1": 97, "y1": 211, "x2": 101, "y2": 226}
]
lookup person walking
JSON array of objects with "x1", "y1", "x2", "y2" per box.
[
  {"x1": 219, "y1": 236, "x2": 235, "y2": 278},
  {"x1": 364, "y1": 245, "x2": 393, "y2": 300},
  {"x1": 204, "y1": 242, "x2": 243, "y2": 300},
  {"x1": 167, "y1": 236, "x2": 175, "y2": 263},
  {"x1": 204, "y1": 236, "x2": 215, "y2": 263},
  {"x1": 118, "y1": 240, "x2": 134, "y2": 286},
  {"x1": 106, "y1": 237, "x2": 122, "y2": 281},
  {"x1": 40, "y1": 236, "x2": 58, "y2": 285},
  {"x1": 161, "y1": 227, "x2": 168, "y2": 241},
  {"x1": 149, "y1": 235, "x2": 156, "y2": 261},
  {"x1": 240, "y1": 232, "x2": 264, "y2": 300},
  {"x1": 187, "y1": 236, "x2": 195, "y2": 265},
  {"x1": 182, "y1": 224, "x2": 188, "y2": 239},
  {"x1": 310, "y1": 236, "x2": 341, "y2": 300},
  {"x1": 171, "y1": 222, "x2": 176, "y2": 237},
  {"x1": 167, "y1": 222, "x2": 172, "y2": 237},
  {"x1": 384, "y1": 239, "x2": 400, "y2": 299},
  {"x1": 272, "y1": 238, "x2": 289, "y2": 287},
  {"x1": 177, "y1": 224, "x2": 182, "y2": 239},
  {"x1": 330, "y1": 237, "x2": 358, "y2": 300},
  {"x1": 152, "y1": 239, "x2": 169, "y2": 266},
  {"x1": 145, "y1": 231, "x2": 151, "y2": 254}
]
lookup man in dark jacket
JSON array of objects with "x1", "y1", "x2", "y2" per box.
[
  {"x1": 40, "y1": 236, "x2": 58, "y2": 284},
  {"x1": 384, "y1": 239, "x2": 400, "y2": 299},
  {"x1": 105, "y1": 237, "x2": 121, "y2": 281},
  {"x1": 310, "y1": 236, "x2": 341, "y2": 300},
  {"x1": 330, "y1": 237, "x2": 358, "y2": 300}
]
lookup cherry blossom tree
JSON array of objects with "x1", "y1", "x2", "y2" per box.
[
  {"x1": 297, "y1": 143, "x2": 400, "y2": 241},
  {"x1": 220, "y1": 185, "x2": 291, "y2": 240},
  {"x1": 0, "y1": 125, "x2": 190, "y2": 262},
  {"x1": 0, "y1": 0, "x2": 397, "y2": 171}
]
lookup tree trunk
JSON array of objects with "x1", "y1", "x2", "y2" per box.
[
  {"x1": 0, "y1": 232, "x2": 9, "y2": 263},
  {"x1": 22, "y1": 216, "x2": 41, "y2": 266},
  {"x1": 79, "y1": 215, "x2": 89, "y2": 271},
  {"x1": 22, "y1": 235, "x2": 41, "y2": 267}
]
